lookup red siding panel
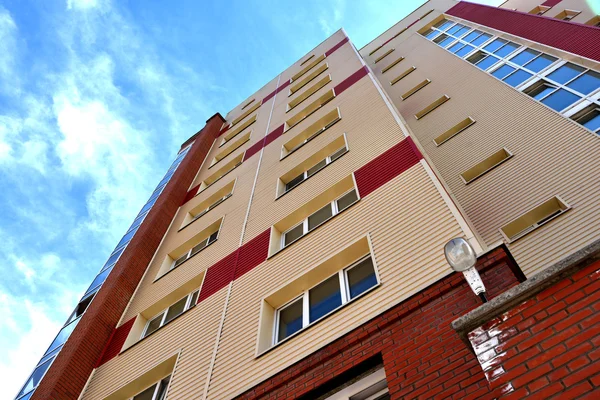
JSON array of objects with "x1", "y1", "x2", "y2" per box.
[
  {"x1": 243, "y1": 139, "x2": 266, "y2": 162},
  {"x1": 181, "y1": 185, "x2": 200, "y2": 205},
  {"x1": 234, "y1": 229, "x2": 271, "y2": 279},
  {"x1": 95, "y1": 317, "x2": 135, "y2": 367},
  {"x1": 447, "y1": 2, "x2": 600, "y2": 62},
  {"x1": 325, "y1": 36, "x2": 350, "y2": 57},
  {"x1": 333, "y1": 66, "x2": 369, "y2": 96},
  {"x1": 264, "y1": 124, "x2": 285, "y2": 147},
  {"x1": 198, "y1": 251, "x2": 238, "y2": 301},
  {"x1": 541, "y1": 0, "x2": 562, "y2": 6},
  {"x1": 354, "y1": 138, "x2": 422, "y2": 198}
]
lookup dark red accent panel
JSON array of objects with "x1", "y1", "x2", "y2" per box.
[
  {"x1": 263, "y1": 124, "x2": 284, "y2": 147},
  {"x1": 354, "y1": 137, "x2": 422, "y2": 198},
  {"x1": 541, "y1": 0, "x2": 562, "y2": 6},
  {"x1": 262, "y1": 89, "x2": 278, "y2": 104},
  {"x1": 234, "y1": 229, "x2": 271, "y2": 279},
  {"x1": 405, "y1": 135, "x2": 423, "y2": 159},
  {"x1": 32, "y1": 114, "x2": 225, "y2": 400},
  {"x1": 325, "y1": 36, "x2": 350, "y2": 57},
  {"x1": 95, "y1": 318, "x2": 135, "y2": 367},
  {"x1": 181, "y1": 185, "x2": 200, "y2": 205},
  {"x1": 218, "y1": 124, "x2": 230, "y2": 137},
  {"x1": 198, "y1": 251, "x2": 238, "y2": 302},
  {"x1": 235, "y1": 248, "x2": 520, "y2": 399},
  {"x1": 447, "y1": 1, "x2": 600, "y2": 62},
  {"x1": 333, "y1": 66, "x2": 369, "y2": 96},
  {"x1": 244, "y1": 140, "x2": 266, "y2": 162}
]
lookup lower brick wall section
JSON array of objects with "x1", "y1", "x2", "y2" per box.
[
  {"x1": 467, "y1": 258, "x2": 600, "y2": 398},
  {"x1": 234, "y1": 247, "x2": 521, "y2": 399}
]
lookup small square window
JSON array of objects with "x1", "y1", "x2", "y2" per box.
[
  {"x1": 336, "y1": 190, "x2": 358, "y2": 212},
  {"x1": 434, "y1": 20, "x2": 454, "y2": 31},
  {"x1": 509, "y1": 49, "x2": 540, "y2": 66},
  {"x1": 144, "y1": 313, "x2": 164, "y2": 338},
  {"x1": 163, "y1": 297, "x2": 187, "y2": 325},
  {"x1": 523, "y1": 53, "x2": 557, "y2": 73},
  {"x1": 566, "y1": 71, "x2": 600, "y2": 95},
  {"x1": 483, "y1": 38, "x2": 507, "y2": 53},
  {"x1": 524, "y1": 80, "x2": 558, "y2": 100},
  {"x1": 286, "y1": 174, "x2": 304, "y2": 191},
  {"x1": 491, "y1": 64, "x2": 516, "y2": 79},
  {"x1": 503, "y1": 69, "x2": 532, "y2": 87},
  {"x1": 456, "y1": 44, "x2": 475, "y2": 58},
  {"x1": 540, "y1": 88, "x2": 581, "y2": 112},
  {"x1": 471, "y1": 33, "x2": 492, "y2": 47},
  {"x1": 494, "y1": 42, "x2": 520, "y2": 58},
  {"x1": 546, "y1": 63, "x2": 585, "y2": 84},
  {"x1": 307, "y1": 159, "x2": 327, "y2": 177},
  {"x1": 476, "y1": 55, "x2": 500, "y2": 71},
  {"x1": 572, "y1": 105, "x2": 600, "y2": 133}
]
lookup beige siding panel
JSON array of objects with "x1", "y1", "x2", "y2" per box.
[
  {"x1": 243, "y1": 78, "x2": 409, "y2": 243},
  {"x1": 223, "y1": 77, "x2": 278, "y2": 125},
  {"x1": 207, "y1": 165, "x2": 465, "y2": 399},
  {"x1": 81, "y1": 290, "x2": 226, "y2": 399},
  {"x1": 371, "y1": 33, "x2": 600, "y2": 276}
]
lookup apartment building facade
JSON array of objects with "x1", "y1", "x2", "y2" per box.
[{"x1": 17, "y1": 0, "x2": 600, "y2": 399}]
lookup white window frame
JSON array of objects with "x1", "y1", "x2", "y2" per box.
[
  {"x1": 280, "y1": 189, "x2": 358, "y2": 249},
  {"x1": 171, "y1": 230, "x2": 219, "y2": 270},
  {"x1": 141, "y1": 290, "x2": 199, "y2": 339},
  {"x1": 324, "y1": 368, "x2": 388, "y2": 400},
  {"x1": 130, "y1": 375, "x2": 171, "y2": 400},
  {"x1": 283, "y1": 145, "x2": 348, "y2": 194},
  {"x1": 422, "y1": 18, "x2": 600, "y2": 136},
  {"x1": 273, "y1": 255, "x2": 378, "y2": 345}
]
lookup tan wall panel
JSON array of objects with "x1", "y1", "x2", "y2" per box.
[
  {"x1": 206, "y1": 164, "x2": 465, "y2": 399},
  {"x1": 370, "y1": 32, "x2": 600, "y2": 276},
  {"x1": 81, "y1": 290, "x2": 226, "y2": 399},
  {"x1": 223, "y1": 78, "x2": 278, "y2": 125},
  {"x1": 243, "y1": 78, "x2": 408, "y2": 243}
]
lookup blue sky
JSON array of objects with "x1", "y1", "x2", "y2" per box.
[{"x1": 0, "y1": 0, "x2": 499, "y2": 397}]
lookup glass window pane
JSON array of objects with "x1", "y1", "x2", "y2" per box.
[
  {"x1": 307, "y1": 159, "x2": 327, "y2": 177},
  {"x1": 189, "y1": 291, "x2": 199, "y2": 307},
  {"x1": 456, "y1": 44, "x2": 475, "y2": 58},
  {"x1": 133, "y1": 383, "x2": 158, "y2": 400},
  {"x1": 17, "y1": 392, "x2": 33, "y2": 400},
  {"x1": 84, "y1": 267, "x2": 111, "y2": 295},
  {"x1": 476, "y1": 55, "x2": 500, "y2": 71},
  {"x1": 467, "y1": 51, "x2": 486, "y2": 64},
  {"x1": 567, "y1": 71, "x2": 600, "y2": 95},
  {"x1": 336, "y1": 190, "x2": 358, "y2": 212},
  {"x1": 446, "y1": 23, "x2": 463, "y2": 35},
  {"x1": 509, "y1": 49, "x2": 540, "y2": 66},
  {"x1": 483, "y1": 38, "x2": 507, "y2": 53},
  {"x1": 347, "y1": 258, "x2": 378, "y2": 299},
  {"x1": 540, "y1": 88, "x2": 581, "y2": 111},
  {"x1": 434, "y1": 20, "x2": 453, "y2": 31},
  {"x1": 208, "y1": 231, "x2": 219, "y2": 244},
  {"x1": 191, "y1": 239, "x2": 208, "y2": 256},
  {"x1": 524, "y1": 53, "x2": 557, "y2": 72},
  {"x1": 503, "y1": 69, "x2": 533, "y2": 87},
  {"x1": 494, "y1": 42, "x2": 519, "y2": 57},
  {"x1": 330, "y1": 147, "x2": 347, "y2": 161},
  {"x1": 433, "y1": 33, "x2": 449, "y2": 44},
  {"x1": 309, "y1": 275, "x2": 342, "y2": 322},
  {"x1": 575, "y1": 108, "x2": 600, "y2": 132},
  {"x1": 546, "y1": 63, "x2": 586, "y2": 84},
  {"x1": 277, "y1": 298, "x2": 303, "y2": 342},
  {"x1": 156, "y1": 376, "x2": 171, "y2": 400},
  {"x1": 308, "y1": 204, "x2": 333, "y2": 230},
  {"x1": 453, "y1": 26, "x2": 471, "y2": 38},
  {"x1": 462, "y1": 30, "x2": 481, "y2": 43},
  {"x1": 526, "y1": 82, "x2": 557, "y2": 100},
  {"x1": 286, "y1": 173, "x2": 305, "y2": 191},
  {"x1": 471, "y1": 33, "x2": 492, "y2": 47},
  {"x1": 438, "y1": 36, "x2": 456, "y2": 48},
  {"x1": 18, "y1": 359, "x2": 54, "y2": 396},
  {"x1": 173, "y1": 254, "x2": 187, "y2": 269},
  {"x1": 448, "y1": 42, "x2": 464, "y2": 53},
  {"x1": 164, "y1": 297, "x2": 188, "y2": 325},
  {"x1": 491, "y1": 64, "x2": 516, "y2": 79},
  {"x1": 284, "y1": 223, "x2": 304, "y2": 246},
  {"x1": 46, "y1": 319, "x2": 79, "y2": 355},
  {"x1": 144, "y1": 313, "x2": 164, "y2": 337},
  {"x1": 423, "y1": 29, "x2": 440, "y2": 40}
]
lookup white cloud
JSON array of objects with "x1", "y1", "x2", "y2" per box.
[{"x1": 319, "y1": 0, "x2": 345, "y2": 36}]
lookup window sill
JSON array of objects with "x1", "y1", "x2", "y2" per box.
[
  {"x1": 275, "y1": 150, "x2": 348, "y2": 201},
  {"x1": 502, "y1": 206, "x2": 571, "y2": 244},
  {"x1": 153, "y1": 239, "x2": 218, "y2": 283},
  {"x1": 199, "y1": 164, "x2": 242, "y2": 194},
  {"x1": 178, "y1": 196, "x2": 231, "y2": 233},
  {"x1": 268, "y1": 197, "x2": 360, "y2": 260},
  {"x1": 255, "y1": 281, "x2": 381, "y2": 359}
]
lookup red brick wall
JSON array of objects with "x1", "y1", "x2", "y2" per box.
[
  {"x1": 235, "y1": 247, "x2": 521, "y2": 399},
  {"x1": 468, "y1": 258, "x2": 600, "y2": 398},
  {"x1": 32, "y1": 114, "x2": 224, "y2": 400}
]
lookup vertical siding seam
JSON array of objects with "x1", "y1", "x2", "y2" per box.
[
  {"x1": 203, "y1": 73, "x2": 281, "y2": 399},
  {"x1": 201, "y1": 282, "x2": 233, "y2": 400}
]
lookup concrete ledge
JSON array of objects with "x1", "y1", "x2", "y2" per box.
[{"x1": 452, "y1": 239, "x2": 600, "y2": 346}]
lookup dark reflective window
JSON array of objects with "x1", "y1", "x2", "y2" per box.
[{"x1": 309, "y1": 275, "x2": 342, "y2": 322}]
